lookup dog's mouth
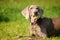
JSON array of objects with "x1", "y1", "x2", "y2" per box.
[{"x1": 31, "y1": 16, "x2": 40, "y2": 23}]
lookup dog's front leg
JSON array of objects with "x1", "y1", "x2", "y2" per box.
[{"x1": 36, "y1": 26, "x2": 47, "y2": 39}]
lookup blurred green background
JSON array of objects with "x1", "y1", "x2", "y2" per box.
[{"x1": 0, "y1": 0, "x2": 60, "y2": 40}]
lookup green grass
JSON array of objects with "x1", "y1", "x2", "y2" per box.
[{"x1": 0, "y1": 0, "x2": 60, "y2": 40}]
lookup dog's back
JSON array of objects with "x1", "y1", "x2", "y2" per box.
[{"x1": 52, "y1": 17, "x2": 60, "y2": 30}]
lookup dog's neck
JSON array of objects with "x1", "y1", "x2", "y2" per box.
[{"x1": 30, "y1": 18, "x2": 43, "y2": 25}]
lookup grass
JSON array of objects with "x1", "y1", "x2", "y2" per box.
[{"x1": 0, "y1": 0, "x2": 60, "y2": 40}]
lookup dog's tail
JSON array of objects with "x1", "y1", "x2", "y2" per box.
[
  {"x1": 17, "y1": 35, "x2": 44, "y2": 40},
  {"x1": 17, "y1": 36, "x2": 31, "y2": 38},
  {"x1": 17, "y1": 35, "x2": 34, "y2": 40},
  {"x1": 17, "y1": 35, "x2": 34, "y2": 39}
]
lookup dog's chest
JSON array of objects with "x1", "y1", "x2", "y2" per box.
[
  {"x1": 31, "y1": 24, "x2": 41, "y2": 31},
  {"x1": 31, "y1": 23, "x2": 45, "y2": 35}
]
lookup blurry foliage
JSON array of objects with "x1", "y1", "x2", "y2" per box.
[
  {"x1": 0, "y1": 14, "x2": 9, "y2": 22},
  {"x1": 0, "y1": 0, "x2": 60, "y2": 22},
  {"x1": 0, "y1": 7, "x2": 21, "y2": 22}
]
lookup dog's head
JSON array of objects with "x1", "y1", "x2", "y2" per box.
[{"x1": 21, "y1": 5, "x2": 44, "y2": 23}]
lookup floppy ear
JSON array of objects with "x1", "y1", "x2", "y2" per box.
[
  {"x1": 21, "y1": 6, "x2": 29, "y2": 19},
  {"x1": 39, "y1": 8, "x2": 44, "y2": 18}
]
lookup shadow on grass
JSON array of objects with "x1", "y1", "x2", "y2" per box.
[{"x1": 0, "y1": 15, "x2": 9, "y2": 22}]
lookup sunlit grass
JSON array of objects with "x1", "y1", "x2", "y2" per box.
[{"x1": 0, "y1": 21, "x2": 30, "y2": 40}]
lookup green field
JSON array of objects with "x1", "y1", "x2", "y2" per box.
[{"x1": 0, "y1": 0, "x2": 60, "y2": 40}]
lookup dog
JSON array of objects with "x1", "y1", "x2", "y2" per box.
[{"x1": 21, "y1": 5, "x2": 60, "y2": 39}]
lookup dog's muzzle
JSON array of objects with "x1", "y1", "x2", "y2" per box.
[{"x1": 31, "y1": 15, "x2": 40, "y2": 23}]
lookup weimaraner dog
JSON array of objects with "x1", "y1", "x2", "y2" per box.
[{"x1": 21, "y1": 5, "x2": 60, "y2": 39}]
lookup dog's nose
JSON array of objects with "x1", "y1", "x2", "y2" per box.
[{"x1": 34, "y1": 12, "x2": 38, "y2": 15}]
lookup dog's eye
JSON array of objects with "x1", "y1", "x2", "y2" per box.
[
  {"x1": 30, "y1": 7, "x2": 33, "y2": 9},
  {"x1": 36, "y1": 8, "x2": 39, "y2": 9}
]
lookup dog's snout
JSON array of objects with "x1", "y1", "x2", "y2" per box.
[{"x1": 34, "y1": 12, "x2": 38, "y2": 15}]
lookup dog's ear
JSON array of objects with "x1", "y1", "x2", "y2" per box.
[
  {"x1": 21, "y1": 6, "x2": 29, "y2": 19},
  {"x1": 39, "y1": 8, "x2": 44, "y2": 18}
]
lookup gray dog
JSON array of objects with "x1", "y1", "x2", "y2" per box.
[{"x1": 21, "y1": 5, "x2": 60, "y2": 40}]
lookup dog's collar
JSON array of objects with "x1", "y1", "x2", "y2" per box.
[{"x1": 37, "y1": 18, "x2": 43, "y2": 24}]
